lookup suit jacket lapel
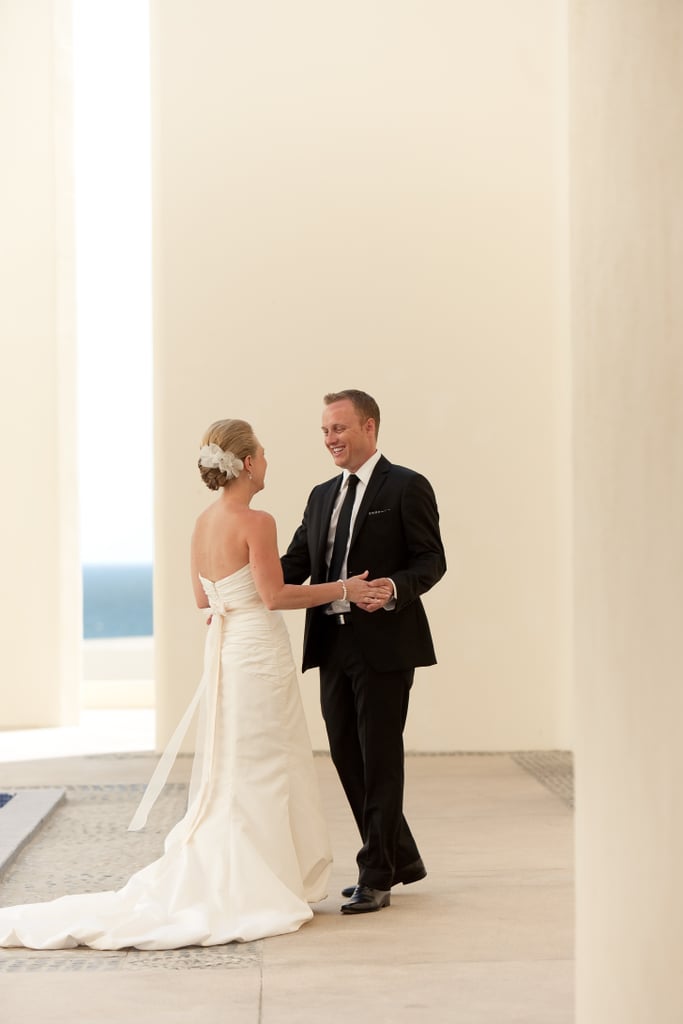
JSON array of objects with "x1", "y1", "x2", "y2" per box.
[{"x1": 350, "y1": 456, "x2": 390, "y2": 547}]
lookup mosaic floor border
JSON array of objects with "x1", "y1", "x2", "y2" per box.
[
  {"x1": 0, "y1": 943, "x2": 262, "y2": 972},
  {"x1": 511, "y1": 751, "x2": 574, "y2": 808},
  {"x1": 0, "y1": 783, "x2": 261, "y2": 972}
]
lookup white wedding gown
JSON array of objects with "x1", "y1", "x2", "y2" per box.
[{"x1": 0, "y1": 565, "x2": 332, "y2": 950}]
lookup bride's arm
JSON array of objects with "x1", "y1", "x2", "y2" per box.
[
  {"x1": 190, "y1": 528, "x2": 210, "y2": 610},
  {"x1": 248, "y1": 510, "x2": 370, "y2": 610}
]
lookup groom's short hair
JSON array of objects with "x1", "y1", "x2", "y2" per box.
[{"x1": 323, "y1": 390, "x2": 380, "y2": 437}]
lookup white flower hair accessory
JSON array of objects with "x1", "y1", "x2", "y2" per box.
[{"x1": 198, "y1": 443, "x2": 244, "y2": 479}]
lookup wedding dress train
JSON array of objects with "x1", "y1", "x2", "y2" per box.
[{"x1": 0, "y1": 565, "x2": 332, "y2": 949}]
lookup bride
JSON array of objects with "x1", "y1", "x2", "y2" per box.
[{"x1": 0, "y1": 418, "x2": 386, "y2": 950}]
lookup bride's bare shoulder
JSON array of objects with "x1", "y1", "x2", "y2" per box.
[{"x1": 246, "y1": 508, "x2": 276, "y2": 530}]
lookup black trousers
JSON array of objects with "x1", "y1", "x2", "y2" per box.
[{"x1": 319, "y1": 617, "x2": 421, "y2": 890}]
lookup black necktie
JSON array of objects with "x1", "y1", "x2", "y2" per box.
[{"x1": 327, "y1": 474, "x2": 359, "y2": 583}]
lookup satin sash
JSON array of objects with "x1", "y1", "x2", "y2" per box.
[{"x1": 127, "y1": 609, "x2": 222, "y2": 838}]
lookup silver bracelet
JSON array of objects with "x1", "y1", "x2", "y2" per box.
[{"x1": 338, "y1": 579, "x2": 347, "y2": 602}]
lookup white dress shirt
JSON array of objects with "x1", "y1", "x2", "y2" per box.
[{"x1": 326, "y1": 450, "x2": 396, "y2": 613}]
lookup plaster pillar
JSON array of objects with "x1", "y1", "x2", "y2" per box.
[
  {"x1": 0, "y1": 0, "x2": 80, "y2": 728},
  {"x1": 572, "y1": 3, "x2": 683, "y2": 1019}
]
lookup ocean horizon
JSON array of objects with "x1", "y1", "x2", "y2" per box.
[{"x1": 83, "y1": 563, "x2": 153, "y2": 639}]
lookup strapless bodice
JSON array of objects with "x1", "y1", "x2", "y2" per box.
[{"x1": 199, "y1": 564, "x2": 263, "y2": 615}]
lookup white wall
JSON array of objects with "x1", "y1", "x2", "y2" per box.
[
  {"x1": 0, "y1": 0, "x2": 80, "y2": 728},
  {"x1": 571, "y1": 2, "x2": 683, "y2": 1020},
  {"x1": 152, "y1": 0, "x2": 572, "y2": 752}
]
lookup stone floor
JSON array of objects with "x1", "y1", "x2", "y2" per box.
[{"x1": 0, "y1": 723, "x2": 573, "y2": 1023}]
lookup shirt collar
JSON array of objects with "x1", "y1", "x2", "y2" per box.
[{"x1": 342, "y1": 449, "x2": 382, "y2": 488}]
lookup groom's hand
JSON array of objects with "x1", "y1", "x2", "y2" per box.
[{"x1": 358, "y1": 578, "x2": 394, "y2": 613}]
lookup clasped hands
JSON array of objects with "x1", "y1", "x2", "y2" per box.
[{"x1": 345, "y1": 572, "x2": 394, "y2": 613}]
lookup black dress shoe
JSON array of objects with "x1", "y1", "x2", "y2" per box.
[
  {"x1": 395, "y1": 857, "x2": 427, "y2": 886},
  {"x1": 340, "y1": 885, "x2": 390, "y2": 914},
  {"x1": 341, "y1": 859, "x2": 427, "y2": 898}
]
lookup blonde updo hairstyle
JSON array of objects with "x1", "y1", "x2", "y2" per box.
[{"x1": 199, "y1": 419, "x2": 258, "y2": 491}]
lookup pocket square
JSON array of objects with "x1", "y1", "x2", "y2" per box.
[{"x1": 368, "y1": 508, "x2": 391, "y2": 516}]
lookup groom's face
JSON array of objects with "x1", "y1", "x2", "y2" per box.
[{"x1": 322, "y1": 399, "x2": 377, "y2": 473}]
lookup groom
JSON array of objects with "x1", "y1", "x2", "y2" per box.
[{"x1": 282, "y1": 390, "x2": 446, "y2": 914}]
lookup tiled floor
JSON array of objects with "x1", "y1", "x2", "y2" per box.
[{"x1": 0, "y1": 715, "x2": 573, "y2": 1023}]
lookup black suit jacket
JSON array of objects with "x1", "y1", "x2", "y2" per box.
[{"x1": 281, "y1": 455, "x2": 446, "y2": 673}]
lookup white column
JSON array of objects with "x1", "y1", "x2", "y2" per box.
[
  {"x1": 0, "y1": 0, "x2": 80, "y2": 728},
  {"x1": 572, "y1": 3, "x2": 683, "y2": 1020},
  {"x1": 151, "y1": 0, "x2": 571, "y2": 752}
]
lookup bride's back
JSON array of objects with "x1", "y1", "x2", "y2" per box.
[{"x1": 192, "y1": 499, "x2": 252, "y2": 582}]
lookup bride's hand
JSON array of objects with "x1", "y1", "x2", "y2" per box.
[{"x1": 344, "y1": 571, "x2": 370, "y2": 604}]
